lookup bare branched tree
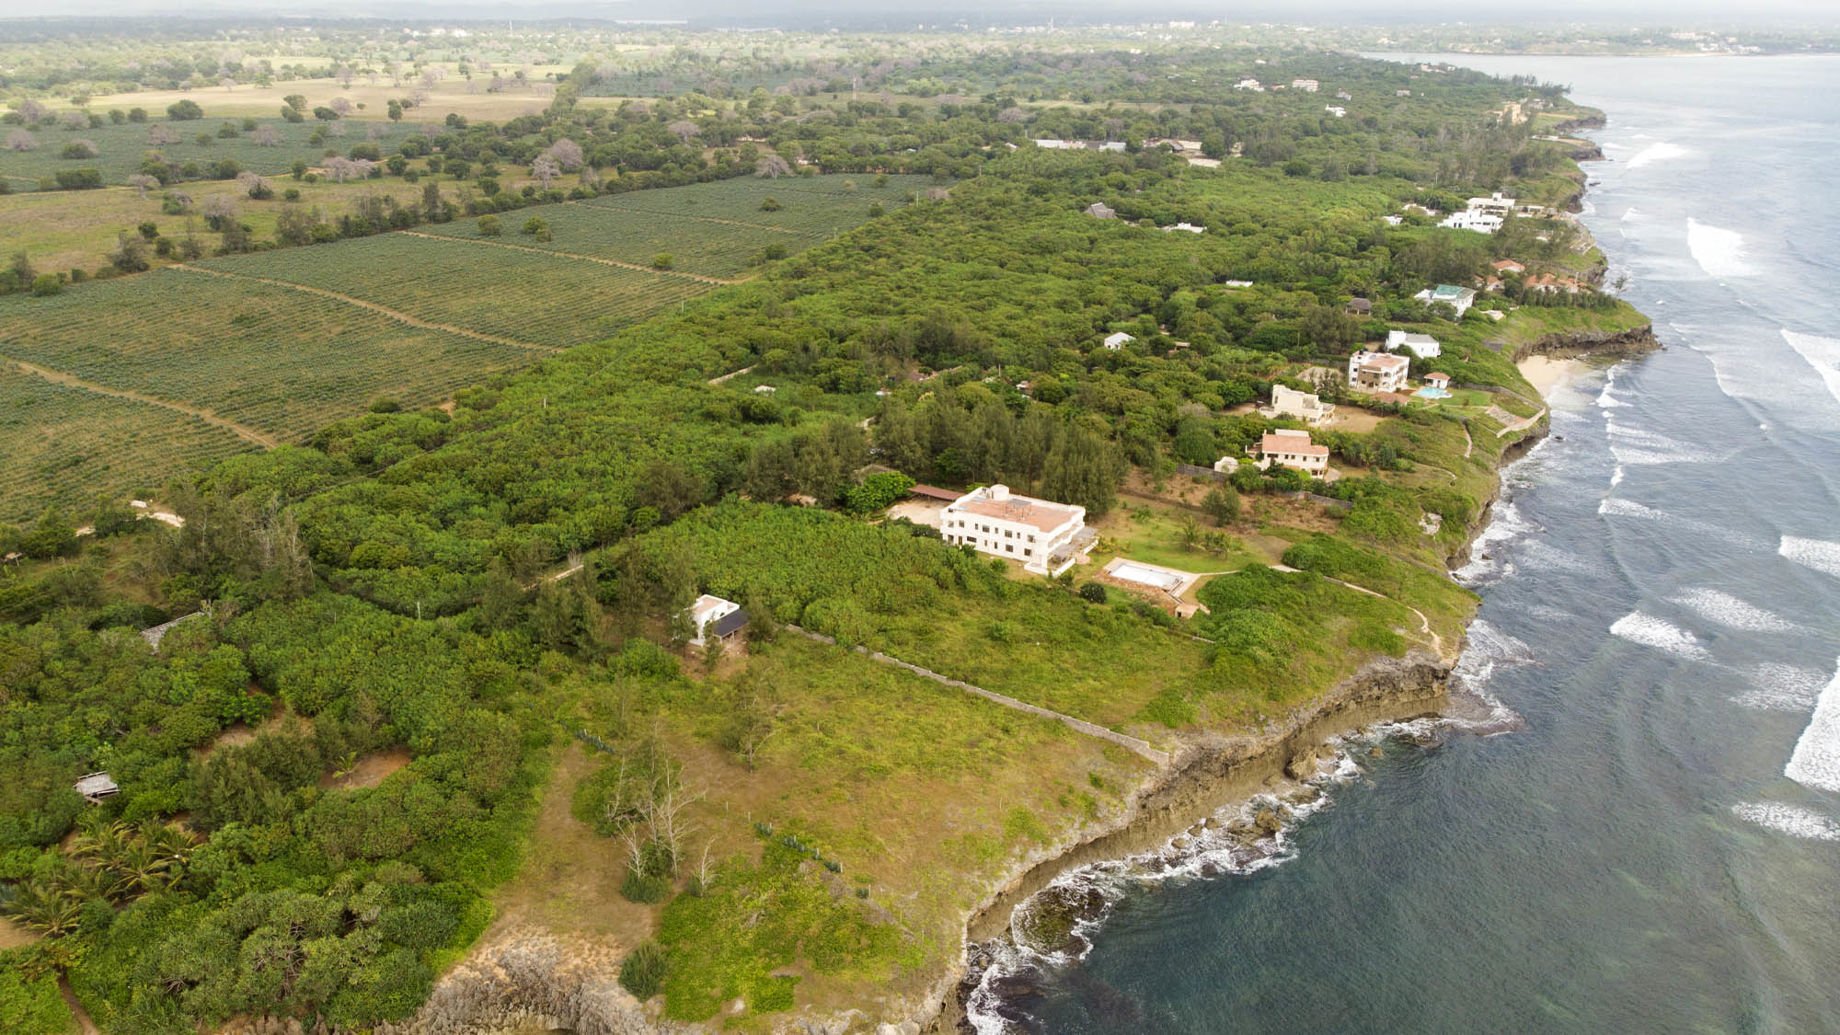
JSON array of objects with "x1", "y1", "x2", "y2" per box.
[
  {"x1": 545, "y1": 138, "x2": 584, "y2": 171},
  {"x1": 125, "y1": 173, "x2": 159, "y2": 198},
  {"x1": 755, "y1": 154, "x2": 792, "y2": 179},
  {"x1": 530, "y1": 155, "x2": 560, "y2": 190},
  {"x1": 251, "y1": 125, "x2": 280, "y2": 147},
  {"x1": 4, "y1": 129, "x2": 35, "y2": 152}
]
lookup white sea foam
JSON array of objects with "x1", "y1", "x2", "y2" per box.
[
  {"x1": 1626, "y1": 141, "x2": 1689, "y2": 169},
  {"x1": 1610, "y1": 612, "x2": 1711, "y2": 660},
  {"x1": 1686, "y1": 218, "x2": 1755, "y2": 279},
  {"x1": 1610, "y1": 465, "x2": 1626, "y2": 487},
  {"x1": 1732, "y1": 801, "x2": 1840, "y2": 842},
  {"x1": 1454, "y1": 498, "x2": 1537, "y2": 584},
  {"x1": 1599, "y1": 498, "x2": 1767, "y2": 552},
  {"x1": 1780, "y1": 536, "x2": 1840, "y2": 579},
  {"x1": 1785, "y1": 661, "x2": 1840, "y2": 793},
  {"x1": 1733, "y1": 663, "x2": 1830, "y2": 712},
  {"x1": 1670, "y1": 588, "x2": 1796, "y2": 632},
  {"x1": 1780, "y1": 329, "x2": 1840, "y2": 411}
]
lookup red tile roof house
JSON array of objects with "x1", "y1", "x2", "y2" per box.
[
  {"x1": 1256, "y1": 429, "x2": 1331, "y2": 475},
  {"x1": 1492, "y1": 259, "x2": 1527, "y2": 274}
]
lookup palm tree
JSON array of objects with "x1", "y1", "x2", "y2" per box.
[{"x1": 1, "y1": 877, "x2": 82, "y2": 936}]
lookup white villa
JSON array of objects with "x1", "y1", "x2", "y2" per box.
[
  {"x1": 1348, "y1": 350, "x2": 1411, "y2": 394},
  {"x1": 1385, "y1": 330, "x2": 1443, "y2": 359},
  {"x1": 1257, "y1": 430, "x2": 1330, "y2": 475},
  {"x1": 1414, "y1": 284, "x2": 1477, "y2": 316},
  {"x1": 942, "y1": 485, "x2": 1087, "y2": 576},
  {"x1": 1424, "y1": 372, "x2": 1452, "y2": 390},
  {"x1": 1439, "y1": 210, "x2": 1504, "y2": 234},
  {"x1": 1103, "y1": 331, "x2": 1136, "y2": 350},
  {"x1": 1439, "y1": 192, "x2": 1517, "y2": 235},
  {"x1": 1325, "y1": 105, "x2": 1347, "y2": 118},
  {"x1": 1292, "y1": 78, "x2": 1321, "y2": 92},
  {"x1": 1161, "y1": 222, "x2": 1207, "y2": 234},
  {"x1": 1235, "y1": 77, "x2": 1265, "y2": 92},
  {"x1": 1262, "y1": 384, "x2": 1334, "y2": 425}
]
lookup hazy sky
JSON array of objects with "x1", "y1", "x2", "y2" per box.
[{"x1": 7, "y1": 0, "x2": 1839, "y2": 26}]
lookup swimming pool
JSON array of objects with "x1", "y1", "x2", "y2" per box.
[
  {"x1": 1415, "y1": 386, "x2": 1453, "y2": 399},
  {"x1": 1109, "y1": 561, "x2": 1187, "y2": 591}
]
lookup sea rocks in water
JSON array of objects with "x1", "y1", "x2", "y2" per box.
[
  {"x1": 1013, "y1": 884, "x2": 1107, "y2": 956},
  {"x1": 1253, "y1": 806, "x2": 1285, "y2": 836}
]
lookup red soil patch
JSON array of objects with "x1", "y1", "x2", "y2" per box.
[{"x1": 320, "y1": 746, "x2": 413, "y2": 791}]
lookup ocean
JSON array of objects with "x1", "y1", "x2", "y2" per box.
[{"x1": 969, "y1": 54, "x2": 1840, "y2": 1033}]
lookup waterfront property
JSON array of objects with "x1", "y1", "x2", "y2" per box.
[
  {"x1": 1348, "y1": 349, "x2": 1412, "y2": 394},
  {"x1": 1262, "y1": 384, "x2": 1335, "y2": 425},
  {"x1": 1256, "y1": 429, "x2": 1330, "y2": 475},
  {"x1": 942, "y1": 484, "x2": 1087, "y2": 576},
  {"x1": 1414, "y1": 284, "x2": 1478, "y2": 316},
  {"x1": 687, "y1": 594, "x2": 748, "y2": 647},
  {"x1": 1386, "y1": 330, "x2": 1443, "y2": 359},
  {"x1": 1416, "y1": 371, "x2": 1454, "y2": 399}
]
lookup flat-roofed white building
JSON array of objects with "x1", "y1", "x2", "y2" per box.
[
  {"x1": 942, "y1": 484, "x2": 1086, "y2": 576},
  {"x1": 1292, "y1": 78, "x2": 1320, "y2": 92},
  {"x1": 686, "y1": 594, "x2": 748, "y2": 647},
  {"x1": 1257, "y1": 430, "x2": 1330, "y2": 475},
  {"x1": 1385, "y1": 330, "x2": 1442, "y2": 358},
  {"x1": 1263, "y1": 384, "x2": 1334, "y2": 425},
  {"x1": 1348, "y1": 349, "x2": 1411, "y2": 394}
]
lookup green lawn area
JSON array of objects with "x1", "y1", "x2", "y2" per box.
[{"x1": 1091, "y1": 501, "x2": 1259, "y2": 576}]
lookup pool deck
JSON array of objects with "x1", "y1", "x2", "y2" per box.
[{"x1": 1101, "y1": 556, "x2": 1205, "y2": 605}]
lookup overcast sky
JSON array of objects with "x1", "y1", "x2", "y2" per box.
[{"x1": 7, "y1": 0, "x2": 1839, "y2": 26}]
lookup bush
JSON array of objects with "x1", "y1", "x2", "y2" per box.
[
  {"x1": 30, "y1": 274, "x2": 61, "y2": 297},
  {"x1": 1078, "y1": 582, "x2": 1108, "y2": 604},
  {"x1": 619, "y1": 941, "x2": 668, "y2": 1000},
  {"x1": 620, "y1": 869, "x2": 671, "y2": 904},
  {"x1": 477, "y1": 215, "x2": 501, "y2": 237},
  {"x1": 759, "y1": 196, "x2": 781, "y2": 212},
  {"x1": 651, "y1": 253, "x2": 674, "y2": 270},
  {"x1": 166, "y1": 99, "x2": 204, "y2": 121}
]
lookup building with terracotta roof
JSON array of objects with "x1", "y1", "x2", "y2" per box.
[
  {"x1": 1348, "y1": 349, "x2": 1411, "y2": 394},
  {"x1": 1257, "y1": 430, "x2": 1330, "y2": 475},
  {"x1": 942, "y1": 484, "x2": 1086, "y2": 576}
]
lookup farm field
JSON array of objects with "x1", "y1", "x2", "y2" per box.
[
  {"x1": 193, "y1": 234, "x2": 714, "y2": 348},
  {"x1": 420, "y1": 174, "x2": 934, "y2": 278},
  {"x1": 0, "y1": 270, "x2": 536, "y2": 441},
  {"x1": 0, "y1": 364, "x2": 253, "y2": 523},
  {"x1": 0, "y1": 117, "x2": 367, "y2": 192},
  {"x1": 0, "y1": 174, "x2": 907, "y2": 520},
  {"x1": 74, "y1": 71, "x2": 570, "y2": 126}
]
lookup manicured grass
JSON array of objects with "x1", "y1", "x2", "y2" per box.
[{"x1": 1093, "y1": 501, "x2": 1260, "y2": 576}]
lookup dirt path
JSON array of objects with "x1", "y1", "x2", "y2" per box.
[
  {"x1": 1269, "y1": 564, "x2": 1446, "y2": 659},
  {"x1": 1, "y1": 353, "x2": 279, "y2": 448},
  {"x1": 59, "y1": 976, "x2": 99, "y2": 1035},
  {"x1": 1487, "y1": 403, "x2": 1548, "y2": 438},
  {"x1": 396, "y1": 230, "x2": 745, "y2": 286},
  {"x1": 565, "y1": 199, "x2": 809, "y2": 236},
  {"x1": 788, "y1": 625, "x2": 1171, "y2": 765},
  {"x1": 1462, "y1": 421, "x2": 1475, "y2": 459},
  {"x1": 176, "y1": 265, "x2": 560, "y2": 354},
  {"x1": 708, "y1": 363, "x2": 756, "y2": 386}
]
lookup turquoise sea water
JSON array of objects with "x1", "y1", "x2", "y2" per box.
[{"x1": 970, "y1": 54, "x2": 1840, "y2": 1033}]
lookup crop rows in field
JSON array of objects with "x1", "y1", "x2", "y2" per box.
[
  {"x1": 419, "y1": 174, "x2": 930, "y2": 278},
  {"x1": 0, "y1": 270, "x2": 534, "y2": 442},
  {"x1": 196, "y1": 234, "x2": 713, "y2": 347},
  {"x1": 0, "y1": 118, "x2": 387, "y2": 191},
  {"x1": 0, "y1": 365, "x2": 254, "y2": 524},
  {"x1": 579, "y1": 174, "x2": 936, "y2": 233}
]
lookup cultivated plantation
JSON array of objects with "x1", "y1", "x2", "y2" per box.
[{"x1": 0, "y1": 174, "x2": 908, "y2": 522}]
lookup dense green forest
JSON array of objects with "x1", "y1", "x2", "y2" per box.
[{"x1": 0, "y1": 28, "x2": 1643, "y2": 1032}]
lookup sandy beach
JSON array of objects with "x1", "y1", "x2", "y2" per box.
[{"x1": 1517, "y1": 355, "x2": 1590, "y2": 400}]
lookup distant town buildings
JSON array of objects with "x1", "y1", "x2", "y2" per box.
[
  {"x1": 942, "y1": 484, "x2": 1087, "y2": 576},
  {"x1": 1291, "y1": 78, "x2": 1320, "y2": 92},
  {"x1": 1440, "y1": 192, "x2": 1517, "y2": 234}
]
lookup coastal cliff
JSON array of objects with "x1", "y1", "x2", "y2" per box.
[{"x1": 1510, "y1": 323, "x2": 1661, "y2": 362}]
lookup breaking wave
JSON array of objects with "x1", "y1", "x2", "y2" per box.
[
  {"x1": 1626, "y1": 141, "x2": 1689, "y2": 169},
  {"x1": 1686, "y1": 218, "x2": 1754, "y2": 279},
  {"x1": 1780, "y1": 536, "x2": 1840, "y2": 579},
  {"x1": 1733, "y1": 663, "x2": 1831, "y2": 712},
  {"x1": 1670, "y1": 588, "x2": 1796, "y2": 632},
  {"x1": 1732, "y1": 801, "x2": 1840, "y2": 842},
  {"x1": 1780, "y1": 329, "x2": 1840, "y2": 411},
  {"x1": 1610, "y1": 612, "x2": 1711, "y2": 660},
  {"x1": 1785, "y1": 661, "x2": 1840, "y2": 793}
]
